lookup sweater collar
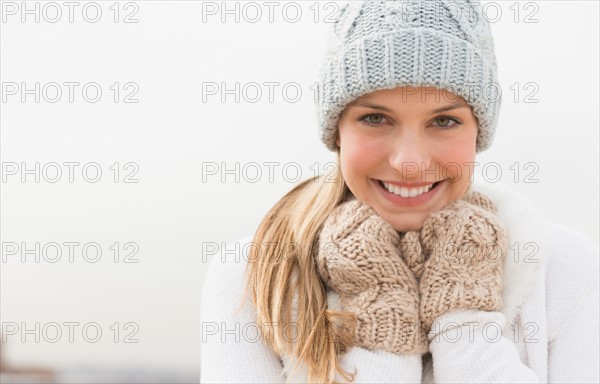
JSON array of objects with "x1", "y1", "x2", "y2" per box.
[{"x1": 471, "y1": 178, "x2": 550, "y2": 324}]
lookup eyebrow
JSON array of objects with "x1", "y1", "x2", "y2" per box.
[{"x1": 348, "y1": 100, "x2": 469, "y2": 114}]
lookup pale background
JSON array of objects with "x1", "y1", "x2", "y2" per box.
[{"x1": 1, "y1": 0, "x2": 598, "y2": 382}]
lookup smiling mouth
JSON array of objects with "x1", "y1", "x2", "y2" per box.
[{"x1": 377, "y1": 179, "x2": 442, "y2": 198}]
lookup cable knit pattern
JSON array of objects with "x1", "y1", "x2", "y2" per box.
[
  {"x1": 316, "y1": 199, "x2": 429, "y2": 355},
  {"x1": 317, "y1": 0, "x2": 501, "y2": 153},
  {"x1": 398, "y1": 231, "x2": 426, "y2": 280},
  {"x1": 418, "y1": 191, "x2": 509, "y2": 334}
]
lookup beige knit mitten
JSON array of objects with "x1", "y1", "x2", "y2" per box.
[
  {"x1": 316, "y1": 198, "x2": 428, "y2": 355},
  {"x1": 418, "y1": 191, "x2": 508, "y2": 334},
  {"x1": 398, "y1": 231, "x2": 427, "y2": 281}
]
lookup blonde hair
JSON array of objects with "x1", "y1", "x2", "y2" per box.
[{"x1": 242, "y1": 153, "x2": 358, "y2": 383}]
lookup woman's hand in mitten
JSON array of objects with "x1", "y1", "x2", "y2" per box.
[
  {"x1": 398, "y1": 231, "x2": 427, "y2": 281},
  {"x1": 418, "y1": 191, "x2": 508, "y2": 335},
  {"x1": 316, "y1": 198, "x2": 428, "y2": 355}
]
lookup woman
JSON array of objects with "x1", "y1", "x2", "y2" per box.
[{"x1": 200, "y1": 1, "x2": 599, "y2": 383}]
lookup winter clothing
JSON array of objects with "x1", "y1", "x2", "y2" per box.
[
  {"x1": 417, "y1": 191, "x2": 508, "y2": 334},
  {"x1": 316, "y1": 198, "x2": 428, "y2": 355},
  {"x1": 315, "y1": 189, "x2": 509, "y2": 355},
  {"x1": 199, "y1": 179, "x2": 600, "y2": 383},
  {"x1": 317, "y1": 0, "x2": 501, "y2": 153}
]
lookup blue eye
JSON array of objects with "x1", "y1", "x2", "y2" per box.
[{"x1": 432, "y1": 116, "x2": 461, "y2": 128}]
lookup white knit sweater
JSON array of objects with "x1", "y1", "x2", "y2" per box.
[{"x1": 200, "y1": 179, "x2": 599, "y2": 383}]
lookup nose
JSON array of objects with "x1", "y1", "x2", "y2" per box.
[{"x1": 388, "y1": 128, "x2": 433, "y2": 181}]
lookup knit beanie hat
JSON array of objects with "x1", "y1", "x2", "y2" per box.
[{"x1": 316, "y1": 0, "x2": 501, "y2": 153}]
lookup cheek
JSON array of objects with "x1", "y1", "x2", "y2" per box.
[
  {"x1": 434, "y1": 131, "x2": 477, "y2": 181},
  {"x1": 339, "y1": 128, "x2": 380, "y2": 178}
]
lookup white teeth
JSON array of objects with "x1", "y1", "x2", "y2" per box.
[{"x1": 381, "y1": 181, "x2": 436, "y2": 197}]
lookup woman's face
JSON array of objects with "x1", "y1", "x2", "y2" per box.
[{"x1": 336, "y1": 86, "x2": 478, "y2": 232}]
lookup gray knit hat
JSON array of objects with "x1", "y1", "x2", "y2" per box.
[{"x1": 317, "y1": 0, "x2": 501, "y2": 153}]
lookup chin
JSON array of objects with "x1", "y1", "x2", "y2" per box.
[
  {"x1": 386, "y1": 216, "x2": 425, "y2": 233},
  {"x1": 393, "y1": 224, "x2": 423, "y2": 233}
]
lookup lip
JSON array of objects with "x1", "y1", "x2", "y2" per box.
[
  {"x1": 371, "y1": 178, "x2": 444, "y2": 207},
  {"x1": 380, "y1": 180, "x2": 437, "y2": 188}
]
